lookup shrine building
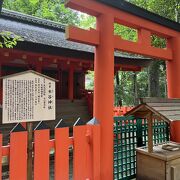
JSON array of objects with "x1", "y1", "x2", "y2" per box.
[{"x1": 0, "y1": 8, "x2": 151, "y2": 125}]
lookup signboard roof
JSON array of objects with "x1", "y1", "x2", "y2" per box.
[{"x1": 0, "y1": 70, "x2": 58, "y2": 82}]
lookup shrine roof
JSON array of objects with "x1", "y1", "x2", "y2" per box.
[
  {"x1": 98, "y1": 0, "x2": 180, "y2": 32},
  {"x1": 125, "y1": 98, "x2": 180, "y2": 122},
  {"x1": 0, "y1": 8, "x2": 152, "y2": 67}
]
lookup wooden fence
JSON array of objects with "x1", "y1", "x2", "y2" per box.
[
  {"x1": 82, "y1": 89, "x2": 133, "y2": 117},
  {"x1": 0, "y1": 124, "x2": 100, "y2": 180},
  {"x1": 114, "y1": 107, "x2": 134, "y2": 116}
]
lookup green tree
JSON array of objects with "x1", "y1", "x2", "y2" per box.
[
  {"x1": 114, "y1": 0, "x2": 179, "y2": 105},
  {"x1": 128, "y1": 0, "x2": 179, "y2": 22},
  {"x1": 3, "y1": 0, "x2": 179, "y2": 105},
  {"x1": 0, "y1": 31, "x2": 23, "y2": 48},
  {"x1": 79, "y1": 0, "x2": 179, "y2": 105},
  {"x1": 128, "y1": 0, "x2": 179, "y2": 100},
  {"x1": 79, "y1": 14, "x2": 96, "y2": 29},
  {"x1": 85, "y1": 70, "x2": 94, "y2": 90},
  {"x1": 3, "y1": 0, "x2": 80, "y2": 25}
]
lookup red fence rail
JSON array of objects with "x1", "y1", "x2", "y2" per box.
[
  {"x1": 81, "y1": 89, "x2": 94, "y2": 116},
  {"x1": 114, "y1": 106, "x2": 134, "y2": 116},
  {"x1": 82, "y1": 89, "x2": 133, "y2": 117},
  {"x1": 1, "y1": 124, "x2": 100, "y2": 180}
]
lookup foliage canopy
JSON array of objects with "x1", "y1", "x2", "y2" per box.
[{"x1": 2, "y1": 0, "x2": 180, "y2": 105}]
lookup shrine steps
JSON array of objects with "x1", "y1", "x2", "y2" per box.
[{"x1": 46, "y1": 99, "x2": 91, "y2": 129}]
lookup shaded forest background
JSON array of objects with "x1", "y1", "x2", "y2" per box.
[{"x1": 2, "y1": 0, "x2": 180, "y2": 106}]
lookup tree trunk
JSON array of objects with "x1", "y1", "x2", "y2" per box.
[
  {"x1": 0, "y1": 0, "x2": 3, "y2": 13},
  {"x1": 115, "y1": 71, "x2": 120, "y2": 86},
  {"x1": 115, "y1": 71, "x2": 122, "y2": 106},
  {"x1": 133, "y1": 72, "x2": 139, "y2": 105},
  {"x1": 148, "y1": 61, "x2": 160, "y2": 97}
]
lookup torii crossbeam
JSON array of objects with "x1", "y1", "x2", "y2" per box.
[{"x1": 65, "y1": 0, "x2": 180, "y2": 179}]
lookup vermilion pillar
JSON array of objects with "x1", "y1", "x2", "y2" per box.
[
  {"x1": 82, "y1": 71, "x2": 86, "y2": 90},
  {"x1": 94, "y1": 14, "x2": 114, "y2": 179},
  {"x1": 57, "y1": 64, "x2": 62, "y2": 99},
  {"x1": 0, "y1": 62, "x2": 2, "y2": 104},
  {"x1": 166, "y1": 37, "x2": 180, "y2": 142},
  {"x1": 68, "y1": 66, "x2": 74, "y2": 100},
  {"x1": 36, "y1": 61, "x2": 42, "y2": 73}
]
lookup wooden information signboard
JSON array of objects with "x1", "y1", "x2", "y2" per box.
[
  {"x1": 1, "y1": 70, "x2": 57, "y2": 180},
  {"x1": 2, "y1": 70, "x2": 56, "y2": 124}
]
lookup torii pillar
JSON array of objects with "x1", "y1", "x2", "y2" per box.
[
  {"x1": 94, "y1": 14, "x2": 114, "y2": 179},
  {"x1": 65, "y1": 0, "x2": 180, "y2": 178},
  {"x1": 68, "y1": 65, "x2": 74, "y2": 100},
  {"x1": 166, "y1": 37, "x2": 180, "y2": 142},
  {"x1": 66, "y1": 6, "x2": 114, "y2": 180}
]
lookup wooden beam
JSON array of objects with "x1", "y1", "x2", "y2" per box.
[
  {"x1": 114, "y1": 35, "x2": 173, "y2": 60},
  {"x1": 0, "y1": 48, "x2": 92, "y2": 64},
  {"x1": 65, "y1": 26, "x2": 99, "y2": 46},
  {"x1": 147, "y1": 113, "x2": 153, "y2": 153},
  {"x1": 133, "y1": 111, "x2": 152, "y2": 118},
  {"x1": 125, "y1": 104, "x2": 145, "y2": 116},
  {"x1": 145, "y1": 105, "x2": 170, "y2": 123},
  {"x1": 138, "y1": 29, "x2": 151, "y2": 46},
  {"x1": 65, "y1": 0, "x2": 179, "y2": 38},
  {"x1": 141, "y1": 97, "x2": 180, "y2": 103},
  {"x1": 65, "y1": 25, "x2": 173, "y2": 60},
  {"x1": 120, "y1": 66, "x2": 141, "y2": 72}
]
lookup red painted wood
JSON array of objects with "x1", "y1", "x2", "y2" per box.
[
  {"x1": 167, "y1": 38, "x2": 180, "y2": 142},
  {"x1": 56, "y1": 65, "x2": 62, "y2": 99},
  {"x1": 2, "y1": 136, "x2": 74, "y2": 157},
  {"x1": 114, "y1": 36, "x2": 172, "y2": 60},
  {"x1": 67, "y1": 26, "x2": 172, "y2": 60},
  {"x1": 67, "y1": 26, "x2": 99, "y2": 46},
  {"x1": 34, "y1": 129, "x2": 50, "y2": 180},
  {"x1": 36, "y1": 61, "x2": 43, "y2": 73},
  {"x1": 68, "y1": 66, "x2": 74, "y2": 100},
  {"x1": 92, "y1": 125, "x2": 100, "y2": 180},
  {"x1": 94, "y1": 14, "x2": 114, "y2": 180},
  {"x1": 66, "y1": 0, "x2": 178, "y2": 37},
  {"x1": 0, "y1": 48, "x2": 144, "y2": 73},
  {"x1": 73, "y1": 125, "x2": 88, "y2": 180},
  {"x1": 0, "y1": 61, "x2": 2, "y2": 104},
  {"x1": 2, "y1": 146, "x2": 9, "y2": 156},
  {"x1": 55, "y1": 128, "x2": 69, "y2": 180},
  {"x1": 9, "y1": 131, "x2": 27, "y2": 180},
  {"x1": 0, "y1": 134, "x2": 2, "y2": 180},
  {"x1": 86, "y1": 125, "x2": 93, "y2": 180},
  {"x1": 0, "y1": 48, "x2": 92, "y2": 65}
]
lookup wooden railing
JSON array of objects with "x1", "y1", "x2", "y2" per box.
[
  {"x1": 81, "y1": 89, "x2": 133, "y2": 117},
  {"x1": 81, "y1": 89, "x2": 93, "y2": 116},
  {"x1": 114, "y1": 106, "x2": 134, "y2": 116},
  {"x1": 1, "y1": 124, "x2": 100, "y2": 180}
]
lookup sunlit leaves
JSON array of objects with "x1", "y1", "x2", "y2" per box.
[
  {"x1": 0, "y1": 31, "x2": 23, "y2": 48},
  {"x1": 114, "y1": 24, "x2": 138, "y2": 42},
  {"x1": 3, "y1": 0, "x2": 80, "y2": 25},
  {"x1": 80, "y1": 15, "x2": 96, "y2": 29},
  {"x1": 29, "y1": 0, "x2": 39, "y2": 5},
  {"x1": 85, "y1": 71, "x2": 94, "y2": 90}
]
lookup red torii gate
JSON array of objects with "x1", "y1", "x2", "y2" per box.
[{"x1": 65, "y1": 0, "x2": 180, "y2": 179}]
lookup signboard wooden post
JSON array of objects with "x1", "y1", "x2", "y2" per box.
[
  {"x1": 27, "y1": 122, "x2": 33, "y2": 180},
  {"x1": 2, "y1": 70, "x2": 57, "y2": 180}
]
